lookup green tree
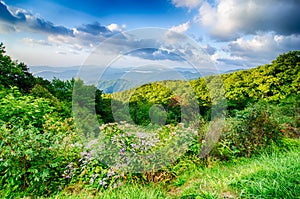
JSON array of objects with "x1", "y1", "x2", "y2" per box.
[{"x1": 0, "y1": 43, "x2": 35, "y2": 93}]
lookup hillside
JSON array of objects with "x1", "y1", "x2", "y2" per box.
[
  {"x1": 103, "y1": 51, "x2": 299, "y2": 124},
  {"x1": 0, "y1": 43, "x2": 299, "y2": 198}
]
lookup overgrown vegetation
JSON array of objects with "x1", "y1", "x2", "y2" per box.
[{"x1": 0, "y1": 42, "x2": 299, "y2": 198}]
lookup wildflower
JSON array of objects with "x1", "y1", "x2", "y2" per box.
[
  {"x1": 86, "y1": 139, "x2": 98, "y2": 149},
  {"x1": 99, "y1": 178, "x2": 107, "y2": 186},
  {"x1": 90, "y1": 173, "x2": 98, "y2": 184},
  {"x1": 113, "y1": 181, "x2": 122, "y2": 189},
  {"x1": 63, "y1": 162, "x2": 75, "y2": 179},
  {"x1": 62, "y1": 174, "x2": 71, "y2": 179},
  {"x1": 107, "y1": 168, "x2": 115, "y2": 177},
  {"x1": 90, "y1": 178, "x2": 95, "y2": 184}
]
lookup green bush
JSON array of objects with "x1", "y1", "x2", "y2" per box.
[
  {"x1": 213, "y1": 102, "x2": 282, "y2": 159},
  {"x1": 271, "y1": 94, "x2": 300, "y2": 138},
  {"x1": 277, "y1": 137, "x2": 300, "y2": 151},
  {"x1": 0, "y1": 88, "x2": 81, "y2": 197},
  {"x1": 0, "y1": 87, "x2": 54, "y2": 131},
  {"x1": 0, "y1": 125, "x2": 79, "y2": 197}
]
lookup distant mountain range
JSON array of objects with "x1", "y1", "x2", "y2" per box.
[
  {"x1": 29, "y1": 66, "x2": 80, "y2": 81},
  {"x1": 29, "y1": 65, "x2": 241, "y2": 93}
]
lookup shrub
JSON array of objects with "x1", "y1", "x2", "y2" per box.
[
  {"x1": 65, "y1": 122, "x2": 198, "y2": 190},
  {"x1": 0, "y1": 87, "x2": 54, "y2": 131},
  {"x1": 271, "y1": 94, "x2": 300, "y2": 138},
  {"x1": 0, "y1": 120, "x2": 80, "y2": 197},
  {"x1": 213, "y1": 102, "x2": 282, "y2": 159},
  {"x1": 0, "y1": 87, "x2": 81, "y2": 197}
]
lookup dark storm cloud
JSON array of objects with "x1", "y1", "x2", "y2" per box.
[
  {"x1": 77, "y1": 22, "x2": 111, "y2": 36},
  {"x1": 0, "y1": 1, "x2": 73, "y2": 36},
  {"x1": 0, "y1": 1, "x2": 23, "y2": 22},
  {"x1": 127, "y1": 48, "x2": 183, "y2": 61},
  {"x1": 30, "y1": 18, "x2": 74, "y2": 36}
]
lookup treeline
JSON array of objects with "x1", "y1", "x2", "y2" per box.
[{"x1": 106, "y1": 50, "x2": 299, "y2": 124}]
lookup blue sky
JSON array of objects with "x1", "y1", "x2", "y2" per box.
[{"x1": 0, "y1": 0, "x2": 300, "y2": 70}]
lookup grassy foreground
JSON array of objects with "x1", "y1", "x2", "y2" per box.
[{"x1": 43, "y1": 145, "x2": 299, "y2": 199}]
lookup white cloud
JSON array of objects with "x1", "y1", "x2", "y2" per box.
[
  {"x1": 228, "y1": 33, "x2": 300, "y2": 58},
  {"x1": 197, "y1": 0, "x2": 300, "y2": 40},
  {"x1": 172, "y1": 0, "x2": 202, "y2": 10},
  {"x1": 215, "y1": 33, "x2": 300, "y2": 68},
  {"x1": 164, "y1": 21, "x2": 191, "y2": 44},
  {"x1": 107, "y1": 23, "x2": 125, "y2": 32},
  {"x1": 22, "y1": 38, "x2": 52, "y2": 46},
  {"x1": 169, "y1": 21, "x2": 190, "y2": 34},
  {"x1": 55, "y1": 51, "x2": 66, "y2": 55},
  {"x1": 48, "y1": 34, "x2": 86, "y2": 51}
]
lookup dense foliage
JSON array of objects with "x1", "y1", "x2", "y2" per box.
[
  {"x1": 0, "y1": 42, "x2": 299, "y2": 198},
  {"x1": 0, "y1": 43, "x2": 35, "y2": 93},
  {"x1": 106, "y1": 51, "x2": 299, "y2": 123},
  {"x1": 0, "y1": 87, "x2": 80, "y2": 197}
]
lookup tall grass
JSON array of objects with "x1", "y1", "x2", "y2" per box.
[
  {"x1": 171, "y1": 143, "x2": 300, "y2": 198},
  {"x1": 46, "y1": 184, "x2": 168, "y2": 199}
]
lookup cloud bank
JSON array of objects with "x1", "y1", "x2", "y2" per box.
[
  {"x1": 197, "y1": 0, "x2": 300, "y2": 40},
  {"x1": 0, "y1": 1, "x2": 73, "y2": 35},
  {"x1": 1, "y1": 0, "x2": 299, "y2": 69},
  {"x1": 173, "y1": 0, "x2": 300, "y2": 69}
]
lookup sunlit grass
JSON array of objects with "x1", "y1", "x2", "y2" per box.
[
  {"x1": 172, "y1": 145, "x2": 300, "y2": 198},
  {"x1": 46, "y1": 183, "x2": 169, "y2": 199}
]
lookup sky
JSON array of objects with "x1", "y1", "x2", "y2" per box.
[{"x1": 0, "y1": 0, "x2": 300, "y2": 71}]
